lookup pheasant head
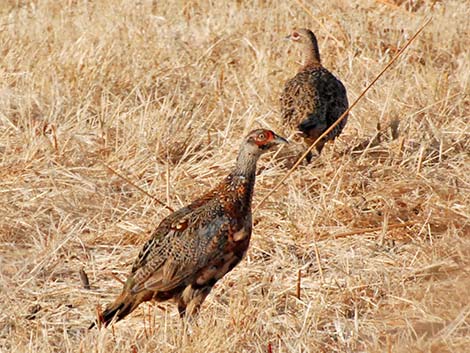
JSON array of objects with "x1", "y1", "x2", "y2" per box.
[
  {"x1": 285, "y1": 28, "x2": 321, "y2": 68},
  {"x1": 233, "y1": 129, "x2": 288, "y2": 176},
  {"x1": 245, "y1": 129, "x2": 288, "y2": 151}
]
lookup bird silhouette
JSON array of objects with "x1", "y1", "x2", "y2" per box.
[
  {"x1": 91, "y1": 129, "x2": 287, "y2": 327},
  {"x1": 281, "y1": 28, "x2": 349, "y2": 162}
]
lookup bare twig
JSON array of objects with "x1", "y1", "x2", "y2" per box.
[
  {"x1": 313, "y1": 242, "x2": 324, "y2": 283},
  {"x1": 102, "y1": 162, "x2": 174, "y2": 212},
  {"x1": 296, "y1": 269, "x2": 302, "y2": 299},
  {"x1": 109, "y1": 271, "x2": 126, "y2": 286},
  {"x1": 416, "y1": 145, "x2": 425, "y2": 174},
  {"x1": 79, "y1": 268, "x2": 91, "y2": 290}
]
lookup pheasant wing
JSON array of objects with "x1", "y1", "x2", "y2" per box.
[
  {"x1": 281, "y1": 71, "x2": 327, "y2": 130},
  {"x1": 129, "y1": 211, "x2": 230, "y2": 294}
]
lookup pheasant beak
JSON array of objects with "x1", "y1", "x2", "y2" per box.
[
  {"x1": 273, "y1": 133, "x2": 289, "y2": 144},
  {"x1": 284, "y1": 35, "x2": 291, "y2": 41}
]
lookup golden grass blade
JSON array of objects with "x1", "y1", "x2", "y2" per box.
[
  {"x1": 313, "y1": 242, "x2": 324, "y2": 283},
  {"x1": 319, "y1": 221, "x2": 416, "y2": 241},
  {"x1": 296, "y1": 269, "x2": 302, "y2": 299},
  {"x1": 254, "y1": 17, "x2": 432, "y2": 212}
]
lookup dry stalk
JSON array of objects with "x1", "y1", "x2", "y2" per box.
[
  {"x1": 108, "y1": 271, "x2": 126, "y2": 286},
  {"x1": 416, "y1": 145, "x2": 425, "y2": 174},
  {"x1": 254, "y1": 17, "x2": 432, "y2": 212},
  {"x1": 319, "y1": 221, "x2": 416, "y2": 241},
  {"x1": 313, "y1": 241, "x2": 324, "y2": 283},
  {"x1": 95, "y1": 305, "x2": 103, "y2": 330},
  {"x1": 102, "y1": 162, "x2": 174, "y2": 212},
  {"x1": 296, "y1": 269, "x2": 302, "y2": 299},
  {"x1": 79, "y1": 268, "x2": 91, "y2": 290}
]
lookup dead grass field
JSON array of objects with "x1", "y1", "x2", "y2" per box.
[{"x1": 0, "y1": 0, "x2": 469, "y2": 352}]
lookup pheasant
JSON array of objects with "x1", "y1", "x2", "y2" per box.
[
  {"x1": 281, "y1": 28, "x2": 349, "y2": 162},
  {"x1": 91, "y1": 129, "x2": 287, "y2": 327}
]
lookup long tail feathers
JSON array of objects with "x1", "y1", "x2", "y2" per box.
[
  {"x1": 89, "y1": 290, "x2": 152, "y2": 329},
  {"x1": 102, "y1": 295, "x2": 134, "y2": 326}
]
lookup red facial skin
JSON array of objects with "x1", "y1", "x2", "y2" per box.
[{"x1": 253, "y1": 130, "x2": 274, "y2": 147}]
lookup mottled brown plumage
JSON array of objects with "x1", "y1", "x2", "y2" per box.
[
  {"x1": 281, "y1": 28, "x2": 349, "y2": 162},
  {"x1": 91, "y1": 129, "x2": 287, "y2": 327}
]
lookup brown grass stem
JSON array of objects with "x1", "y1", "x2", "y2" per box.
[
  {"x1": 108, "y1": 272, "x2": 126, "y2": 286},
  {"x1": 313, "y1": 242, "x2": 324, "y2": 283},
  {"x1": 296, "y1": 269, "x2": 302, "y2": 299},
  {"x1": 102, "y1": 162, "x2": 174, "y2": 212},
  {"x1": 79, "y1": 268, "x2": 91, "y2": 290},
  {"x1": 319, "y1": 221, "x2": 416, "y2": 241}
]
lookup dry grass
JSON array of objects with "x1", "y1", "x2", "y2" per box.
[{"x1": 1, "y1": 0, "x2": 469, "y2": 352}]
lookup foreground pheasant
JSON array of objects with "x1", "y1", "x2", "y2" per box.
[
  {"x1": 91, "y1": 129, "x2": 287, "y2": 327},
  {"x1": 281, "y1": 28, "x2": 349, "y2": 162}
]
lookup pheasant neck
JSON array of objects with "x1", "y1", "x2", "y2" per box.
[
  {"x1": 229, "y1": 148, "x2": 259, "y2": 211},
  {"x1": 232, "y1": 149, "x2": 259, "y2": 179},
  {"x1": 303, "y1": 37, "x2": 321, "y2": 68}
]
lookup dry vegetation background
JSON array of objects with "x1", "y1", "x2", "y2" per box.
[{"x1": 0, "y1": 0, "x2": 469, "y2": 352}]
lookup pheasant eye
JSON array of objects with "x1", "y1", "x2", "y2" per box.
[
  {"x1": 292, "y1": 31, "x2": 300, "y2": 40},
  {"x1": 258, "y1": 133, "x2": 266, "y2": 140}
]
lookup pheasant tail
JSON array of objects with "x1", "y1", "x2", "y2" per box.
[{"x1": 90, "y1": 289, "x2": 153, "y2": 328}]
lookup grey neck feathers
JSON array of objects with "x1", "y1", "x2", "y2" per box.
[
  {"x1": 304, "y1": 33, "x2": 321, "y2": 67},
  {"x1": 232, "y1": 144, "x2": 261, "y2": 178}
]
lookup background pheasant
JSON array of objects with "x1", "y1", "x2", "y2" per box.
[
  {"x1": 281, "y1": 28, "x2": 349, "y2": 162},
  {"x1": 92, "y1": 129, "x2": 287, "y2": 327}
]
